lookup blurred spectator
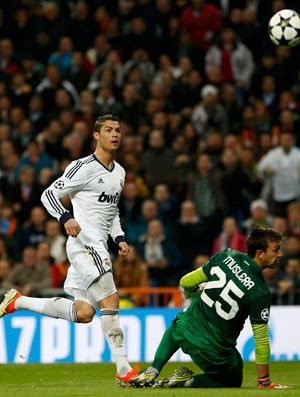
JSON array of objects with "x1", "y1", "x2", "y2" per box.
[
  {"x1": 13, "y1": 118, "x2": 36, "y2": 155},
  {"x1": 122, "y1": 17, "x2": 158, "y2": 62},
  {"x1": 0, "y1": 38, "x2": 19, "y2": 79},
  {"x1": 95, "y1": 83, "x2": 123, "y2": 117},
  {"x1": 0, "y1": 203, "x2": 18, "y2": 238},
  {"x1": 9, "y1": 106, "x2": 27, "y2": 140},
  {"x1": 191, "y1": 84, "x2": 228, "y2": 140},
  {"x1": 1, "y1": 245, "x2": 52, "y2": 296},
  {"x1": 220, "y1": 82, "x2": 243, "y2": 134},
  {"x1": 257, "y1": 132, "x2": 272, "y2": 160},
  {"x1": 277, "y1": 256, "x2": 300, "y2": 304},
  {"x1": 179, "y1": 0, "x2": 222, "y2": 71},
  {"x1": 8, "y1": 70, "x2": 33, "y2": 111},
  {"x1": 48, "y1": 35, "x2": 74, "y2": 73},
  {"x1": 64, "y1": 51, "x2": 93, "y2": 93},
  {"x1": 88, "y1": 45, "x2": 122, "y2": 91},
  {"x1": 6, "y1": 164, "x2": 43, "y2": 223},
  {"x1": 255, "y1": 75, "x2": 278, "y2": 121},
  {"x1": 125, "y1": 198, "x2": 159, "y2": 245},
  {"x1": 153, "y1": 183, "x2": 179, "y2": 227},
  {"x1": 35, "y1": 64, "x2": 80, "y2": 116},
  {"x1": 172, "y1": 68, "x2": 203, "y2": 117},
  {"x1": 0, "y1": 236, "x2": 13, "y2": 261},
  {"x1": 36, "y1": 240, "x2": 67, "y2": 288},
  {"x1": 186, "y1": 152, "x2": 226, "y2": 227},
  {"x1": 271, "y1": 216, "x2": 289, "y2": 240},
  {"x1": 113, "y1": 244, "x2": 150, "y2": 307},
  {"x1": 36, "y1": 119, "x2": 66, "y2": 161},
  {"x1": 205, "y1": 26, "x2": 255, "y2": 103},
  {"x1": 0, "y1": 151, "x2": 20, "y2": 199},
  {"x1": 38, "y1": 167, "x2": 54, "y2": 192},
  {"x1": 20, "y1": 51, "x2": 44, "y2": 90},
  {"x1": 141, "y1": 128, "x2": 176, "y2": 190},
  {"x1": 36, "y1": 2, "x2": 67, "y2": 46},
  {"x1": 0, "y1": 257, "x2": 12, "y2": 292},
  {"x1": 122, "y1": 48, "x2": 156, "y2": 85},
  {"x1": 67, "y1": 0, "x2": 99, "y2": 52},
  {"x1": 119, "y1": 180, "x2": 143, "y2": 229},
  {"x1": 193, "y1": 253, "x2": 210, "y2": 269},
  {"x1": 271, "y1": 109, "x2": 299, "y2": 148},
  {"x1": 120, "y1": 82, "x2": 145, "y2": 130},
  {"x1": 24, "y1": 29, "x2": 54, "y2": 66},
  {"x1": 28, "y1": 95, "x2": 48, "y2": 135},
  {"x1": 239, "y1": 147, "x2": 262, "y2": 200},
  {"x1": 137, "y1": 219, "x2": 181, "y2": 287},
  {"x1": 257, "y1": 131, "x2": 300, "y2": 217},
  {"x1": 242, "y1": 199, "x2": 274, "y2": 235},
  {"x1": 250, "y1": 49, "x2": 285, "y2": 99},
  {"x1": 263, "y1": 266, "x2": 284, "y2": 305},
  {"x1": 212, "y1": 216, "x2": 247, "y2": 255},
  {"x1": 238, "y1": 7, "x2": 263, "y2": 61},
  {"x1": 218, "y1": 147, "x2": 254, "y2": 223},
  {"x1": 18, "y1": 206, "x2": 47, "y2": 251},
  {"x1": 279, "y1": 234, "x2": 300, "y2": 269},
  {"x1": 286, "y1": 201, "x2": 300, "y2": 238},
  {"x1": 45, "y1": 218, "x2": 67, "y2": 264},
  {"x1": 173, "y1": 200, "x2": 212, "y2": 273},
  {"x1": 14, "y1": 140, "x2": 54, "y2": 181}
]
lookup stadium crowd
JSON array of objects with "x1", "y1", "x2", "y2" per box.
[{"x1": 1, "y1": 0, "x2": 300, "y2": 305}]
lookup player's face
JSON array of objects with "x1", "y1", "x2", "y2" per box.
[
  {"x1": 94, "y1": 120, "x2": 122, "y2": 152},
  {"x1": 260, "y1": 241, "x2": 282, "y2": 269}
]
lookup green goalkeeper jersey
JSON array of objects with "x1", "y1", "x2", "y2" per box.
[{"x1": 178, "y1": 248, "x2": 270, "y2": 360}]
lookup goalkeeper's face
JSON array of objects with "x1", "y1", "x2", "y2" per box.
[{"x1": 260, "y1": 241, "x2": 283, "y2": 269}]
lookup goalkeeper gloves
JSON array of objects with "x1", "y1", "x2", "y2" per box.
[{"x1": 257, "y1": 375, "x2": 290, "y2": 389}]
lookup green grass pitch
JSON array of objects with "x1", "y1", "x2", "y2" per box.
[{"x1": 0, "y1": 361, "x2": 298, "y2": 397}]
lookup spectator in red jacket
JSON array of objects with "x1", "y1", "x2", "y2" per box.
[
  {"x1": 179, "y1": 0, "x2": 221, "y2": 70},
  {"x1": 212, "y1": 216, "x2": 247, "y2": 255}
]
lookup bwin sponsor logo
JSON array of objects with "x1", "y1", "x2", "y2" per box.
[{"x1": 98, "y1": 191, "x2": 120, "y2": 204}]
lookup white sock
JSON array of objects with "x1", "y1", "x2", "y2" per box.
[
  {"x1": 100, "y1": 308, "x2": 131, "y2": 376},
  {"x1": 15, "y1": 296, "x2": 78, "y2": 322}
]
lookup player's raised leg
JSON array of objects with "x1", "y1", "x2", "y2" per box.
[{"x1": 0, "y1": 288, "x2": 80, "y2": 322}]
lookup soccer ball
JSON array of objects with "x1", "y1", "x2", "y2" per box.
[{"x1": 268, "y1": 9, "x2": 300, "y2": 47}]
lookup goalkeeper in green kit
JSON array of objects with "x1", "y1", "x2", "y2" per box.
[{"x1": 130, "y1": 226, "x2": 289, "y2": 389}]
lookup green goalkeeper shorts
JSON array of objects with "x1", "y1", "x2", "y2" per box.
[{"x1": 170, "y1": 313, "x2": 243, "y2": 387}]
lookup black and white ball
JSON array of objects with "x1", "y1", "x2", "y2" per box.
[{"x1": 268, "y1": 9, "x2": 300, "y2": 47}]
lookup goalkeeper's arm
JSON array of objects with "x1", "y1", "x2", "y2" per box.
[
  {"x1": 180, "y1": 267, "x2": 208, "y2": 298},
  {"x1": 252, "y1": 323, "x2": 289, "y2": 389}
]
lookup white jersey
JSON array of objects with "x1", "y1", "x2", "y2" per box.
[{"x1": 41, "y1": 154, "x2": 126, "y2": 248}]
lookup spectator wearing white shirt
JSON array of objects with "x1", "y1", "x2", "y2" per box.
[{"x1": 257, "y1": 131, "x2": 300, "y2": 217}]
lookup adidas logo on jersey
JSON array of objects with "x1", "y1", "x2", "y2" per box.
[
  {"x1": 98, "y1": 191, "x2": 120, "y2": 204},
  {"x1": 98, "y1": 178, "x2": 104, "y2": 183}
]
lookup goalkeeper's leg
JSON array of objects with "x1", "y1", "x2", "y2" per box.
[
  {"x1": 189, "y1": 349, "x2": 243, "y2": 388},
  {"x1": 130, "y1": 325, "x2": 181, "y2": 387}
]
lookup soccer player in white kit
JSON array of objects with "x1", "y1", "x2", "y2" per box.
[{"x1": 0, "y1": 114, "x2": 139, "y2": 386}]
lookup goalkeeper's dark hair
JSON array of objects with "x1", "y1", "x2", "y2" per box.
[
  {"x1": 247, "y1": 225, "x2": 282, "y2": 258},
  {"x1": 94, "y1": 114, "x2": 120, "y2": 132}
]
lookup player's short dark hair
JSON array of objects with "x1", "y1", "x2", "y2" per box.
[
  {"x1": 247, "y1": 225, "x2": 282, "y2": 258},
  {"x1": 94, "y1": 114, "x2": 120, "y2": 132}
]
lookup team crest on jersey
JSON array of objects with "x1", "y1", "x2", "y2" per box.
[
  {"x1": 261, "y1": 308, "x2": 269, "y2": 321},
  {"x1": 54, "y1": 180, "x2": 64, "y2": 189},
  {"x1": 120, "y1": 179, "x2": 124, "y2": 188}
]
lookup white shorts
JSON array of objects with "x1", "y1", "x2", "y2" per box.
[{"x1": 64, "y1": 239, "x2": 117, "y2": 308}]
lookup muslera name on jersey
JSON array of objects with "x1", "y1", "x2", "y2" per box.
[{"x1": 223, "y1": 256, "x2": 255, "y2": 290}]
